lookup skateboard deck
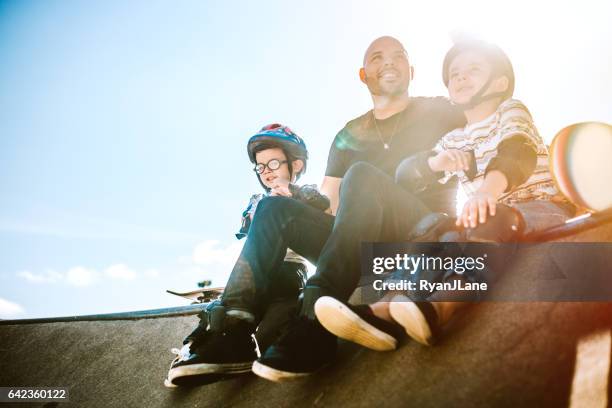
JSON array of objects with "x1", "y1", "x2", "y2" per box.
[{"x1": 166, "y1": 287, "x2": 224, "y2": 303}]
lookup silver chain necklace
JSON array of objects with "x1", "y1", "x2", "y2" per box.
[{"x1": 372, "y1": 109, "x2": 403, "y2": 150}]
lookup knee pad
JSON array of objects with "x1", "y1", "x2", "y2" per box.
[
  {"x1": 464, "y1": 204, "x2": 525, "y2": 243},
  {"x1": 256, "y1": 195, "x2": 290, "y2": 213}
]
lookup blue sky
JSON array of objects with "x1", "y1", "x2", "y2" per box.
[{"x1": 1, "y1": 0, "x2": 611, "y2": 318}]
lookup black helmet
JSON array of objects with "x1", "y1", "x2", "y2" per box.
[{"x1": 442, "y1": 40, "x2": 515, "y2": 108}]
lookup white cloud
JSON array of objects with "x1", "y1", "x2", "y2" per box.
[
  {"x1": 192, "y1": 240, "x2": 243, "y2": 267},
  {"x1": 13, "y1": 240, "x2": 240, "y2": 294},
  {"x1": 16, "y1": 263, "x2": 150, "y2": 286},
  {"x1": 17, "y1": 267, "x2": 98, "y2": 286},
  {"x1": 168, "y1": 240, "x2": 245, "y2": 290},
  {"x1": 65, "y1": 266, "x2": 98, "y2": 287},
  {"x1": 0, "y1": 297, "x2": 25, "y2": 319},
  {"x1": 105, "y1": 264, "x2": 137, "y2": 281},
  {"x1": 17, "y1": 270, "x2": 63, "y2": 284}
]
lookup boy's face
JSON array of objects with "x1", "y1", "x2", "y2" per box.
[
  {"x1": 360, "y1": 37, "x2": 412, "y2": 97},
  {"x1": 447, "y1": 51, "x2": 500, "y2": 105},
  {"x1": 255, "y1": 147, "x2": 292, "y2": 189}
]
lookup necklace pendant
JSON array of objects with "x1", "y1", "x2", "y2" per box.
[{"x1": 384, "y1": 143, "x2": 389, "y2": 150}]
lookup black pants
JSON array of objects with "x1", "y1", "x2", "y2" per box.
[{"x1": 222, "y1": 162, "x2": 431, "y2": 318}]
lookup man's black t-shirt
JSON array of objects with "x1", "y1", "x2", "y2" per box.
[{"x1": 325, "y1": 96, "x2": 465, "y2": 213}]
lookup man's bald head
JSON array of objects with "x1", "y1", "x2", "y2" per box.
[
  {"x1": 363, "y1": 36, "x2": 408, "y2": 66},
  {"x1": 360, "y1": 36, "x2": 412, "y2": 97}
]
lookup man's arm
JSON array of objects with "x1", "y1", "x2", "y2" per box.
[
  {"x1": 322, "y1": 130, "x2": 347, "y2": 216},
  {"x1": 320, "y1": 176, "x2": 342, "y2": 215}
]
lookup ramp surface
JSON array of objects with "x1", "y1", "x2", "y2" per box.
[{"x1": 2, "y1": 225, "x2": 612, "y2": 407}]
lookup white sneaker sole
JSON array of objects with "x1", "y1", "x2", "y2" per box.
[
  {"x1": 165, "y1": 361, "x2": 252, "y2": 388},
  {"x1": 251, "y1": 360, "x2": 312, "y2": 383},
  {"x1": 314, "y1": 296, "x2": 396, "y2": 351},
  {"x1": 389, "y1": 295, "x2": 433, "y2": 346}
]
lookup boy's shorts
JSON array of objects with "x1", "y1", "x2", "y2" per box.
[{"x1": 512, "y1": 199, "x2": 573, "y2": 235}]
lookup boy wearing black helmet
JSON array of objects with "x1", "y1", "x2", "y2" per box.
[
  {"x1": 314, "y1": 40, "x2": 572, "y2": 350},
  {"x1": 164, "y1": 124, "x2": 330, "y2": 387}
]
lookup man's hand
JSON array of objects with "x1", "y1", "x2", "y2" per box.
[
  {"x1": 428, "y1": 149, "x2": 471, "y2": 173},
  {"x1": 269, "y1": 179, "x2": 292, "y2": 197},
  {"x1": 457, "y1": 191, "x2": 497, "y2": 228}
]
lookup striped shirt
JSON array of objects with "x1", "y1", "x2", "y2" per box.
[{"x1": 434, "y1": 98, "x2": 558, "y2": 205}]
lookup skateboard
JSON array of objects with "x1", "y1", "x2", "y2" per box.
[{"x1": 166, "y1": 287, "x2": 224, "y2": 304}]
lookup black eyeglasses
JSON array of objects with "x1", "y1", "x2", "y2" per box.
[{"x1": 254, "y1": 159, "x2": 288, "y2": 174}]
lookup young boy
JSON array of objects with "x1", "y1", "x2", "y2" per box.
[
  {"x1": 165, "y1": 124, "x2": 329, "y2": 387},
  {"x1": 313, "y1": 40, "x2": 573, "y2": 350}
]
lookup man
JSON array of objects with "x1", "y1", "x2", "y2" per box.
[
  {"x1": 251, "y1": 36, "x2": 465, "y2": 381},
  {"x1": 169, "y1": 36, "x2": 463, "y2": 384}
]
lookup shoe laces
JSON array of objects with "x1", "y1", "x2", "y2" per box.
[
  {"x1": 165, "y1": 342, "x2": 193, "y2": 389},
  {"x1": 251, "y1": 333, "x2": 262, "y2": 358},
  {"x1": 169, "y1": 341, "x2": 193, "y2": 366}
]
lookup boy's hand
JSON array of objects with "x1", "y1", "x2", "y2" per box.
[
  {"x1": 428, "y1": 149, "x2": 471, "y2": 173},
  {"x1": 270, "y1": 179, "x2": 292, "y2": 197},
  {"x1": 457, "y1": 191, "x2": 497, "y2": 228}
]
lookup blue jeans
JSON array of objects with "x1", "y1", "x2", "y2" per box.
[{"x1": 222, "y1": 162, "x2": 434, "y2": 317}]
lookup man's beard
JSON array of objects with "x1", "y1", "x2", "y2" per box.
[{"x1": 366, "y1": 76, "x2": 409, "y2": 97}]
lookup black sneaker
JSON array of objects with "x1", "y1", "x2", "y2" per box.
[
  {"x1": 314, "y1": 296, "x2": 403, "y2": 351},
  {"x1": 389, "y1": 295, "x2": 440, "y2": 346},
  {"x1": 164, "y1": 304, "x2": 258, "y2": 387},
  {"x1": 251, "y1": 285, "x2": 337, "y2": 383},
  {"x1": 252, "y1": 316, "x2": 337, "y2": 382}
]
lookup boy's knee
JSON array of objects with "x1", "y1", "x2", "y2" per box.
[
  {"x1": 253, "y1": 196, "x2": 296, "y2": 220},
  {"x1": 464, "y1": 204, "x2": 524, "y2": 243}
]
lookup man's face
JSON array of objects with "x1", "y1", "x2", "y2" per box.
[
  {"x1": 361, "y1": 37, "x2": 411, "y2": 97},
  {"x1": 447, "y1": 51, "x2": 495, "y2": 105}
]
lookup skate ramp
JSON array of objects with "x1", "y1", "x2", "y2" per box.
[{"x1": 2, "y1": 225, "x2": 612, "y2": 407}]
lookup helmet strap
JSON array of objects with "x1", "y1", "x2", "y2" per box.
[
  {"x1": 287, "y1": 159, "x2": 294, "y2": 181},
  {"x1": 454, "y1": 73, "x2": 506, "y2": 110}
]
